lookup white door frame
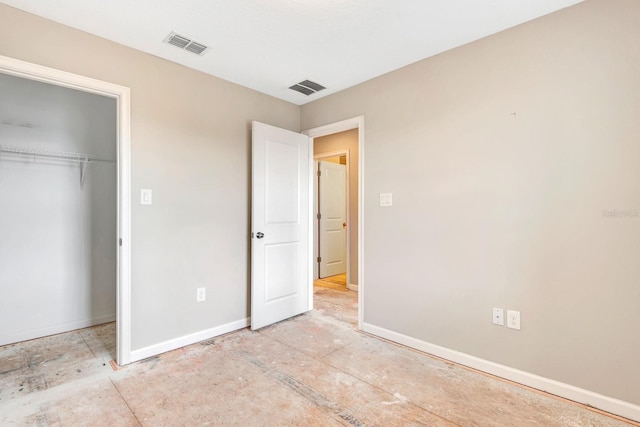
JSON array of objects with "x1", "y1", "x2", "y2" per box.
[
  {"x1": 0, "y1": 55, "x2": 132, "y2": 365},
  {"x1": 314, "y1": 150, "x2": 350, "y2": 287},
  {"x1": 303, "y1": 116, "x2": 364, "y2": 329}
]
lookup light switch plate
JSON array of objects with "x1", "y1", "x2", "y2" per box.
[
  {"x1": 380, "y1": 193, "x2": 392, "y2": 207},
  {"x1": 141, "y1": 189, "x2": 152, "y2": 205}
]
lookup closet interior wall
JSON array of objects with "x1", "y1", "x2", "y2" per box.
[{"x1": 0, "y1": 73, "x2": 117, "y2": 345}]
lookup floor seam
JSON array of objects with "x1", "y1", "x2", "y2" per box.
[
  {"x1": 255, "y1": 320, "x2": 459, "y2": 426},
  {"x1": 237, "y1": 349, "x2": 368, "y2": 426},
  {"x1": 78, "y1": 330, "x2": 99, "y2": 360},
  {"x1": 109, "y1": 378, "x2": 144, "y2": 426},
  {"x1": 320, "y1": 345, "x2": 464, "y2": 427}
]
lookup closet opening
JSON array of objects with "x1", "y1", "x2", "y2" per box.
[{"x1": 0, "y1": 55, "x2": 131, "y2": 365}]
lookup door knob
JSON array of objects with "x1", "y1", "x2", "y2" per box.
[
  {"x1": 256, "y1": 232, "x2": 264, "y2": 239},
  {"x1": 343, "y1": 223, "x2": 347, "y2": 228}
]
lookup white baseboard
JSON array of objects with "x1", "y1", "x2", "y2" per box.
[
  {"x1": 347, "y1": 283, "x2": 359, "y2": 291},
  {"x1": 362, "y1": 322, "x2": 640, "y2": 423},
  {"x1": 0, "y1": 314, "x2": 116, "y2": 346},
  {"x1": 130, "y1": 317, "x2": 250, "y2": 363}
]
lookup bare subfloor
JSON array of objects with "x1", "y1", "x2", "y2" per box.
[{"x1": 1, "y1": 287, "x2": 636, "y2": 426}]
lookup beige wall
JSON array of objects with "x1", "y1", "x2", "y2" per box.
[
  {"x1": 314, "y1": 129, "x2": 359, "y2": 286},
  {"x1": 0, "y1": 4, "x2": 300, "y2": 350},
  {"x1": 302, "y1": 0, "x2": 640, "y2": 405}
]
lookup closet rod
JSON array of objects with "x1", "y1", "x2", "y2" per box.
[
  {"x1": 0, "y1": 144, "x2": 114, "y2": 163},
  {"x1": 0, "y1": 144, "x2": 115, "y2": 188}
]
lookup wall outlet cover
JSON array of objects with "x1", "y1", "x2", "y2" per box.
[
  {"x1": 493, "y1": 307, "x2": 504, "y2": 326},
  {"x1": 507, "y1": 309, "x2": 521, "y2": 330}
]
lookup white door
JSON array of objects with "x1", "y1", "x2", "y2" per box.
[
  {"x1": 251, "y1": 121, "x2": 312, "y2": 330},
  {"x1": 318, "y1": 161, "x2": 347, "y2": 278}
]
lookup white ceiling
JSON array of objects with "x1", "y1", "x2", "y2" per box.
[{"x1": 1, "y1": 0, "x2": 583, "y2": 105}]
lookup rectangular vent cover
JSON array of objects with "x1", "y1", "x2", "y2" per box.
[
  {"x1": 289, "y1": 80, "x2": 326, "y2": 96},
  {"x1": 164, "y1": 32, "x2": 208, "y2": 55}
]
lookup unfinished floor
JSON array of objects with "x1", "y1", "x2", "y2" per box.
[{"x1": 0, "y1": 287, "x2": 636, "y2": 426}]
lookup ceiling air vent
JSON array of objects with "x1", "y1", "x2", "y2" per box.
[
  {"x1": 289, "y1": 80, "x2": 326, "y2": 96},
  {"x1": 164, "y1": 32, "x2": 208, "y2": 55}
]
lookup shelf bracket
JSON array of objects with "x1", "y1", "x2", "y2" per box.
[{"x1": 80, "y1": 159, "x2": 89, "y2": 188}]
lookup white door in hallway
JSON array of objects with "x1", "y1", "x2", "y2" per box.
[
  {"x1": 319, "y1": 160, "x2": 347, "y2": 278},
  {"x1": 251, "y1": 121, "x2": 312, "y2": 330}
]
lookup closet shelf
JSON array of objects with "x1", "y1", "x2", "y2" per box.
[
  {"x1": 0, "y1": 145, "x2": 114, "y2": 163},
  {"x1": 0, "y1": 144, "x2": 115, "y2": 188}
]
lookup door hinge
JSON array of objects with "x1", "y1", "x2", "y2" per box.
[
  {"x1": 317, "y1": 170, "x2": 321, "y2": 177},
  {"x1": 316, "y1": 213, "x2": 321, "y2": 219},
  {"x1": 317, "y1": 256, "x2": 321, "y2": 262},
  {"x1": 119, "y1": 238, "x2": 122, "y2": 246}
]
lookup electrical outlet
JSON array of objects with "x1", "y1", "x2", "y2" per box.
[
  {"x1": 196, "y1": 287, "x2": 206, "y2": 302},
  {"x1": 492, "y1": 308, "x2": 504, "y2": 326},
  {"x1": 507, "y1": 310, "x2": 521, "y2": 330}
]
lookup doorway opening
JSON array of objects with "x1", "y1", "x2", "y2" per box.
[
  {"x1": 314, "y1": 152, "x2": 349, "y2": 291},
  {"x1": 0, "y1": 55, "x2": 132, "y2": 365},
  {"x1": 304, "y1": 117, "x2": 363, "y2": 329}
]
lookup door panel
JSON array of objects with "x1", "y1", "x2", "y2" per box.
[
  {"x1": 266, "y1": 140, "x2": 300, "y2": 223},
  {"x1": 319, "y1": 161, "x2": 347, "y2": 278},
  {"x1": 251, "y1": 121, "x2": 311, "y2": 330},
  {"x1": 265, "y1": 242, "x2": 299, "y2": 302}
]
